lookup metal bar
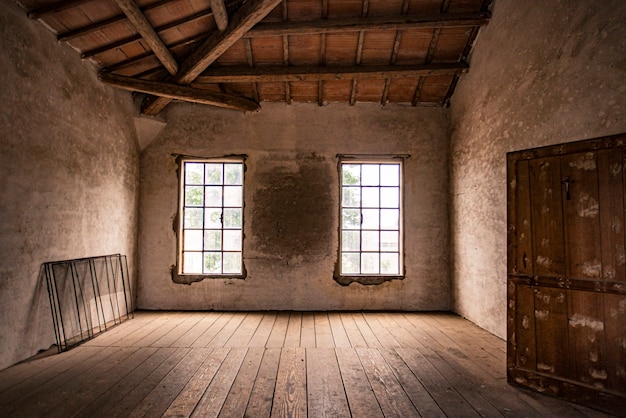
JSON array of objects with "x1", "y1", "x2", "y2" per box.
[{"x1": 88, "y1": 258, "x2": 105, "y2": 333}]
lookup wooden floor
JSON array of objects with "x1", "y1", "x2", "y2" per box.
[{"x1": 0, "y1": 311, "x2": 614, "y2": 418}]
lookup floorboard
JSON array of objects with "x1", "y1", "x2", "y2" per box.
[{"x1": 0, "y1": 311, "x2": 616, "y2": 418}]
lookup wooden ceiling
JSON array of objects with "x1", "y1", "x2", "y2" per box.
[{"x1": 16, "y1": 0, "x2": 491, "y2": 114}]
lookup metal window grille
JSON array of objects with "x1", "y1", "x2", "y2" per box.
[{"x1": 44, "y1": 254, "x2": 133, "y2": 352}]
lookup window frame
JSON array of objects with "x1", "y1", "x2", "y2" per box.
[
  {"x1": 335, "y1": 156, "x2": 406, "y2": 285},
  {"x1": 172, "y1": 156, "x2": 247, "y2": 284}
]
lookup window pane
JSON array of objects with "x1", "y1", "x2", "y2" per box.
[
  {"x1": 205, "y1": 164, "x2": 223, "y2": 185},
  {"x1": 361, "y1": 253, "x2": 379, "y2": 274},
  {"x1": 223, "y1": 252, "x2": 242, "y2": 274},
  {"x1": 342, "y1": 165, "x2": 360, "y2": 185},
  {"x1": 381, "y1": 253, "x2": 399, "y2": 275},
  {"x1": 362, "y1": 231, "x2": 379, "y2": 251},
  {"x1": 224, "y1": 164, "x2": 243, "y2": 185},
  {"x1": 224, "y1": 186, "x2": 242, "y2": 206},
  {"x1": 204, "y1": 230, "x2": 221, "y2": 251},
  {"x1": 381, "y1": 231, "x2": 399, "y2": 251},
  {"x1": 185, "y1": 163, "x2": 204, "y2": 185},
  {"x1": 380, "y1": 187, "x2": 399, "y2": 208},
  {"x1": 361, "y1": 187, "x2": 379, "y2": 208},
  {"x1": 184, "y1": 208, "x2": 203, "y2": 228},
  {"x1": 342, "y1": 231, "x2": 360, "y2": 251},
  {"x1": 223, "y1": 230, "x2": 242, "y2": 251},
  {"x1": 381, "y1": 209, "x2": 399, "y2": 229},
  {"x1": 380, "y1": 164, "x2": 399, "y2": 186},
  {"x1": 361, "y1": 165, "x2": 379, "y2": 186},
  {"x1": 204, "y1": 186, "x2": 222, "y2": 206},
  {"x1": 342, "y1": 253, "x2": 360, "y2": 274},
  {"x1": 342, "y1": 187, "x2": 360, "y2": 207},
  {"x1": 342, "y1": 209, "x2": 361, "y2": 229},
  {"x1": 223, "y1": 208, "x2": 242, "y2": 228},
  {"x1": 183, "y1": 252, "x2": 202, "y2": 273},
  {"x1": 184, "y1": 230, "x2": 203, "y2": 251},
  {"x1": 185, "y1": 186, "x2": 204, "y2": 206},
  {"x1": 361, "y1": 209, "x2": 379, "y2": 229},
  {"x1": 203, "y1": 252, "x2": 221, "y2": 274},
  {"x1": 204, "y1": 208, "x2": 222, "y2": 228}
]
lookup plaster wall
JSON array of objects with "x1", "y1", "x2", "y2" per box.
[
  {"x1": 449, "y1": 0, "x2": 626, "y2": 337},
  {"x1": 138, "y1": 103, "x2": 450, "y2": 311},
  {"x1": 0, "y1": 2, "x2": 140, "y2": 369}
]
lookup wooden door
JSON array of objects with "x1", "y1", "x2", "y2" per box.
[{"x1": 507, "y1": 134, "x2": 626, "y2": 415}]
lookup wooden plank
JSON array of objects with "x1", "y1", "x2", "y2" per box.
[
  {"x1": 283, "y1": 312, "x2": 302, "y2": 347},
  {"x1": 515, "y1": 284, "x2": 537, "y2": 372},
  {"x1": 171, "y1": 312, "x2": 224, "y2": 347},
  {"x1": 245, "y1": 348, "x2": 281, "y2": 417},
  {"x1": 127, "y1": 348, "x2": 213, "y2": 418},
  {"x1": 247, "y1": 312, "x2": 277, "y2": 347},
  {"x1": 314, "y1": 313, "x2": 335, "y2": 348},
  {"x1": 152, "y1": 312, "x2": 205, "y2": 347},
  {"x1": 327, "y1": 313, "x2": 351, "y2": 348},
  {"x1": 218, "y1": 347, "x2": 265, "y2": 417},
  {"x1": 129, "y1": 312, "x2": 188, "y2": 347},
  {"x1": 81, "y1": 310, "x2": 161, "y2": 347},
  {"x1": 266, "y1": 312, "x2": 290, "y2": 348},
  {"x1": 99, "y1": 73, "x2": 260, "y2": 111},
  {"x1": 142, "y1": 0, "x2": 283, "y2": 115},
  {"x1": 112, "y1": 0, "x2": 179, "y2": 74},
  {"x1": 209, "y1": 313, "x2": 249, "y2": 347},
  {"x1": 271, "y1": 348, "x2": 307, "y2": 417},
  {"x1": 300, "y1": 312, "x2": 317, "y2": 347},
  {"x1": 514, "y1": 159, "x2": 534, "y2": 275},
  {"x1": 192, "y1": 312, "x2": 236, "y2": 347},
  {"x1": 225, "y1": 312, "x2": 264, "y2": 347},
  {"x1": 362, "y1": 313, "x2": 401, "y2": 348},
  {"x1": 338, "y1": 312, "x2": 367, "y2": 347},
  {"x1": 190, "y1": 348, "x2": 249, "y2": 418},
  {"x1": 335, "y1": 347, "x2": 384, "y2": 417},
  {"x1": 211, "y1": 0, "x2": 229, "y2": 31},
  {"x1": 380, "y1": 348, "x2": 446, "y2": 417},
  {"x1": 306, "y1": 348, "x2": 350, "y2": 417},
  {"x1": 356, "y1": 347, "x2": 420, "y2": 416},
  {"x1": 534, "y1": 286, "x2": 570, "y2": 378},
  {"x1": 351, "y1": 313, "x2": 382, "y2": 347},
  {"x1": 603, "y1": 293, "x2": 626, "y2": 392}
]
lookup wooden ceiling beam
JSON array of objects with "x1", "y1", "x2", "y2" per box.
[
  {"x1": 28, "y1": 0, "x2": 96, "y2": 19},
  {"x1": 211, "y1": 0, "x2": 229, "y2": 31},
  {"x1": 141, "y1": 0, "x2": 282, "y2": 115},
  {"x1": 113, "y1": 0, "x2": 178, "y2": 75},
  {"x1": 193, "y1": 62, "x2": 468, "y2": 83},
  {"x1": 99, "y1": 72, "x2": 259, "y2": 111},
  {"x1": 245, "y1": 11, "x2": 490, "y2": 37}
]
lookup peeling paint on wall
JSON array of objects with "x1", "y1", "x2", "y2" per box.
[{"x1": 569, "y1": 313, "x2": 604, "y2": 332}]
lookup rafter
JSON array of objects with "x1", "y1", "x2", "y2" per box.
[
  {"x1": 28, "y1": 0, "x2": 96, "y2": 19},
  {"x1": 113, "y1": 0, "x2": 178, "y2": 75},
  {"x1": 99, "y1": 72, "x2": 259, "y2": 111},
  {"x1": 211, "y1": 0, "x2": 229, "y2": 31},
  {"x1": 141, "y1": 0, "x2": 282, "y2": 116},
  {"x1": 193, "y1": 63, "x2": 468, "y2": 83}
]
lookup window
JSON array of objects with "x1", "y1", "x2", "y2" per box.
[
  {"x1": 178, "y1": 159, "x2": 244, "y2": 276},
  {"x1": 340, "y1": 160, "x2": 403, "y2": 276}
]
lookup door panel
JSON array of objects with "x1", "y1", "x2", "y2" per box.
[{"x1": 507, "y1": 134, "x2": 626, "y2": 415}]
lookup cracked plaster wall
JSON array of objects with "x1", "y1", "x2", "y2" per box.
[{"x1": 449, "y1": 0, "x2": 626, "y2": 338}]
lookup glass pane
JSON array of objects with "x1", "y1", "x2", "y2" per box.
[
  {"x1": 223, "y1": 252, "x2": 242, "y2": 274},
  {"x1": 361, "y1": 187, "x2": 379, "y2": 208},
  {"x1": 185, "y1": 186, "x2": 204, "y2": 206},
  {"x1": 224, "y1": 164, "x2": 243, "y2": 185},
  {"x1": 223, "y1": 230, "x2": 242, "y2": 251},
  {"x1": 184, "y1": 230, "x2": 203, "y2": 251},
  {"x1": 342, "y1": 231, "x2": 360, "y2": 251},
  {"x1": 361, "y1": 253, "x2": 379, "y2": 274},
  {"x1": 380, "y1": 187, "x2": 399, "y2": 208},
  {"x1": 204, "y1": 186, "x2": 222, "y2": 207},
  {"x1": 342, "y1": 164, "x2": 360, "y2": 185},
  {"x1": 380, "y1": 164, "x2": 400, "y2": 186},
  {"x1": 204, "y1": 208, "x2": 222, "y2": 228},
  {"x1": 342, "y1": 187, "x2": 360, "y2": 207},
  {"x1": 362, "y1": 231, "x2": 379, "y2": 251},
  {"x1": 361, "y1": 165, "x2": 379, "y2": 186},
  {"x1": 224, "y1": 208, "x2": 242, "y2": 228},
  {"x1": 381, "y1": 209, "x2": 399, "y2": 229},
  {"x1": 185, "y1": 163, "x2": 204, "y2": 185},
  {"x1": 224, "y1": 186, "x2": 242, "y2": 207},
  {"x1": 184, "y1": 208, "x2": 203, "y2": 228},
  {"x1": 381, "y1": 231, "x2": 399, "y2": 251},
  {"x1": 203, "y1": 252, "x2": 222, "y2": 274},
  {"x1": 361, "y1": 209, "x2": 379, "y2": 229},
  {"x1": 342, "y1": 253, "x2": 360, "y2": 274},
  {"x1": 342, "y1": 209, "x2": 361, "y2": 229},
  {"x1": 381, "y1": 253, "x2": 399, "y2": 275},
  {"x1": 205, "y1": 164, "x2": 223, "y2": 185},
  {"x1": 204, "y1": 230, "x2": 222, "y2": 251},
  {"x1": 183, "y1": 252, "x2": 202, "y2": 273}
]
